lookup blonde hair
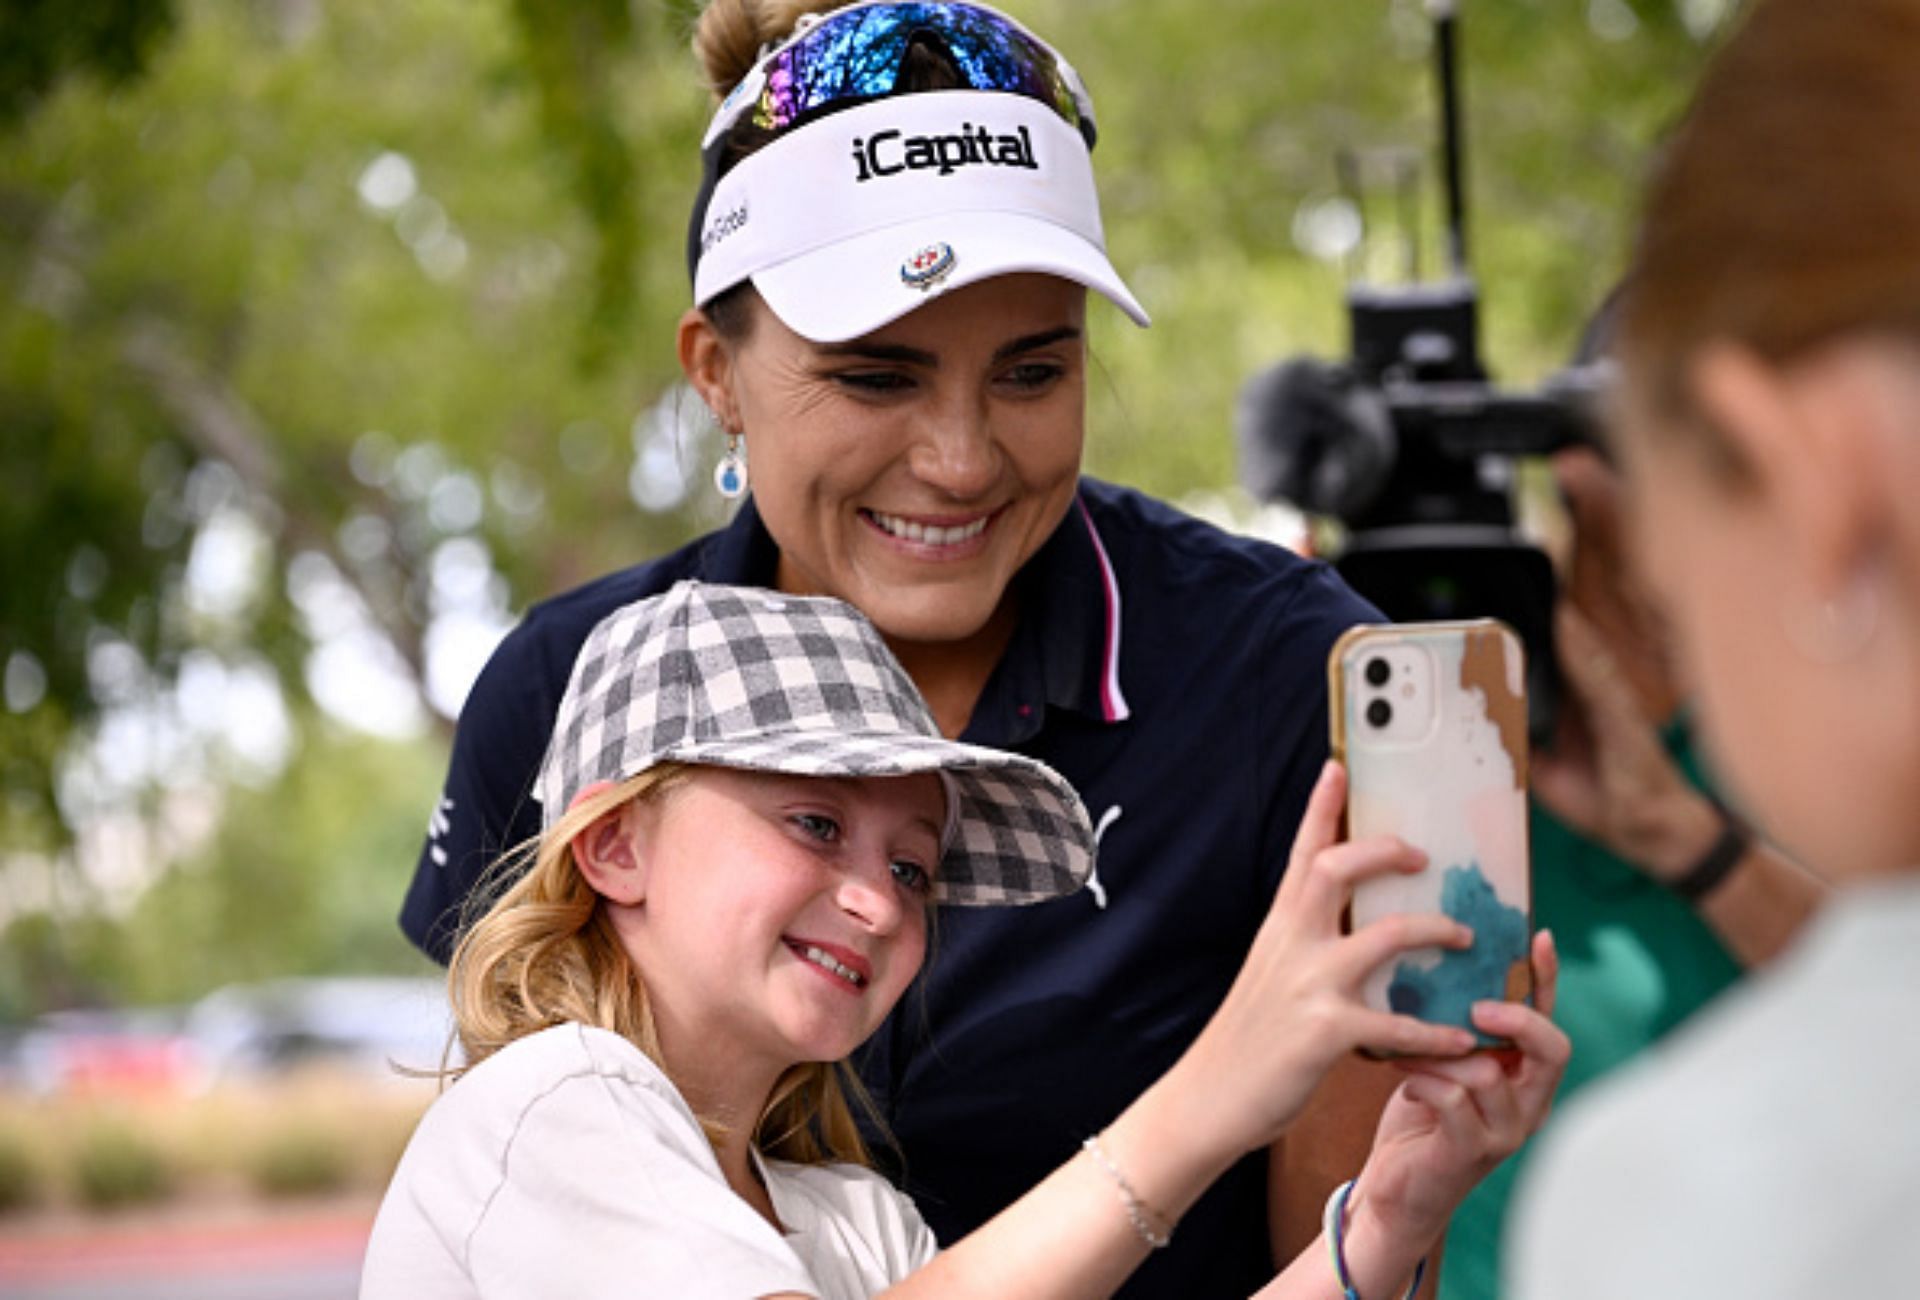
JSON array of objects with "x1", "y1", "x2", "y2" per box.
[
  {"x1": 446, "y1": 763, "x2": 882, "y2": 1166},
  {"x1": 692, "y1": 0, "x2": 851, "y2": 101}
]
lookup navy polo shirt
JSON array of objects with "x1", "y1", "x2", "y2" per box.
[{"x1": 402, "y1": 477, "x2": 1376, "y2": 1298}]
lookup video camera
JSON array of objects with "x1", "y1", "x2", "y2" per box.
[{"x1": 1235, "y1": 0, "x2": 1605, "y2": 745}]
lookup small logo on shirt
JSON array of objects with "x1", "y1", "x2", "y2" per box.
[
  {"x1": 427, "y1": 795, "x2": 455, "y2": 867},
  {"x1": 1086, "y1": 805, "x2": 1122, "y2": 910}
]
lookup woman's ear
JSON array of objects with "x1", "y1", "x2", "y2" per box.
[
  {"x1": 572, "y1": 801, "x2": 651, "y2": 906},
  {"x1": 678, "y1": 306, "x2": 740, "y2": 432}
]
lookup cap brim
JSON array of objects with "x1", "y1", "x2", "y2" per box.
[
  {"x1": 750, "y1": 211, "x2": 1151, "y2": 344},
  {"x1": 665, "y1": 729, "x2": 1093, "y2": 907}
]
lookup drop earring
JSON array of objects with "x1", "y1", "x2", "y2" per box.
[{"x1": 714, "y1": 429, "x2": 748, "y2": 500}]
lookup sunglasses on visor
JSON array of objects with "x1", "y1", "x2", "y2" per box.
[{"x1": 700, "y1": 0, "x2": 1098, "y2": 156}]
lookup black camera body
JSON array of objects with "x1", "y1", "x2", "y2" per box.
[{"x1": 1237, "y1": 266, "x2": 1604, "y2": 746}]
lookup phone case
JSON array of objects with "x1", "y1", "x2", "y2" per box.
[{"x1": 1328, "y1": 620, "x2": 1534, "y2": 1047}]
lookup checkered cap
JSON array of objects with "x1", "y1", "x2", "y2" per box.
[{"x1": 535, "y1": 581, "x2": 1093, "y2": 907}]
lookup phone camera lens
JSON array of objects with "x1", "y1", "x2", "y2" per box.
[
  {"x1": 1366, "y1": 698, "x2": 1393, "y2": 729},
  {"x1": 1364, "y1": 657, "x2": 1392, "y2": 687}
]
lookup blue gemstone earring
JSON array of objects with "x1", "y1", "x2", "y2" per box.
[{"x1": 714, "y1": 430, "x2": 748, "y2": 500}]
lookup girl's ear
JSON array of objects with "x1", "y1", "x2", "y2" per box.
[
  {"x1": 572, "y1": 801, "x2": 651, "y2": 906},
  {"x1": 1688, "y1": 339, "x2": 1899, "y2": 592},
  {"x1": 678, "y1": 306, "x2": 740, "y2": 432}
]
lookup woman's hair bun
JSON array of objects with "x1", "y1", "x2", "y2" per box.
[{"x1": 693, "y1": 0, "x2": 849, "y2": 102}]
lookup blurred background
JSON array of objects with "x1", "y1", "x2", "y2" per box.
[{"x1": 0, "y1": 0, "x2": 1722, "y2": 1291}]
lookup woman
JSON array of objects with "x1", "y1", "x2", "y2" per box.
[
  {"x1": 402, "y1": 4, "x2": 1401, "y2": 1290},
  {"x1": 364, "y1": 581, "x2": 1567, "y2": 1298},
  {"x1": 1508, "y1": 0, "x2": 1920, "y2": 1292}
]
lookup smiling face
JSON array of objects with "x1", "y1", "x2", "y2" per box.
[
  {"x1": 688, "y1": 274, "x2": 1089, "y2": 655},
  {"x1": 609, "y1": 767, "x2": 944, "y2": 1095}
]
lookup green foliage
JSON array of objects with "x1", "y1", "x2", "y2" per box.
[
  {"x1": 0, "y1": 721, "x2": 443, "y2": 1017},
  {"x1": 0, "y1": 1130, "x2": 44, "y2": 1213},
  {"x1": 1, "y1": 0, "x2": 714, "y2": 858},
  {"x1": 0, "y1": 0, "x2": 177, "y2": 128},
  {"x1": 55, "y1": 724, "x2": 442, "y2": 1009},
  {"x1": 0, "y1": 912, "x2": 119, "y2": 1023},
  {"x1": 249, "y1": 1123, "x2": 351, "y2": 1197},
  {"x1": 503, "y1": 0, "x2": 644, "y2": 367},
  {"x1": 1043, "y1": 0, "x2": 1712, "y2": 492},
  {"x1": 74, "y1": 1123, "x2": 173, "y2": 1208}
]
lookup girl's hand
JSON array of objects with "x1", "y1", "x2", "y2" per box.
[
  {"x1": 1177, "y1": 761, "x2": 1480, "y2": 1158},
  {"x1": 1345, "y1": 930, "x2": 1571, "y2": 1248}
]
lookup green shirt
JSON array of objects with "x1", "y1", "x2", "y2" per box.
[{"x1": 1437, "y1": 725, "x2": 1744, "y2": 1300}]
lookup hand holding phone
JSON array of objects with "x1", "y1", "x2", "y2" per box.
[{"x1": 1329, "y1": 620, "x2": 1534, "y2": 1047}]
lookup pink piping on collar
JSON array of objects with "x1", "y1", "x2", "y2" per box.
[{"x1": 1075, "y1": 497, "x2": 1130, "y2": 723}]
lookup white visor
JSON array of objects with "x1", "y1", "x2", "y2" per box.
[{"x1": 692, "y1": 91, "x2": 1150, "y2": 342}]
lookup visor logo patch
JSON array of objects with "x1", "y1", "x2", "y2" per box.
[{"x1": 901, "y1": 242, "x2": 957, "y2": 290}]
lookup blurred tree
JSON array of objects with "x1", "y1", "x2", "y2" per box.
[
  {"x1": 0, "y1": 721, "x2": 444, "y2": 1017},
  {"x1": 1, "y1": 0, "x2": 715, "y2": 857},
  {"x1": 0, "y1": 0, "x2": 1720, "y2": 1012},
  {"x1": 502, "y1": 0, "x2": 643, "y2": 368},
  {"x1": 0, "y1": 0, "x2": 177, "y2": 127},
  {"x1": 70, "y1": 721, "x2": 444, "y2": 1003}
]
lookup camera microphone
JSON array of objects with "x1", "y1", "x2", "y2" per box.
[{"x1": 1234, "y1": 357, "x2": 1395, "y2": 519}]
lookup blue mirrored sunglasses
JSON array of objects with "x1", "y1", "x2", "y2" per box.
[{"x1": 701, "y1": 1, "x2": 1097, "y2": 154}]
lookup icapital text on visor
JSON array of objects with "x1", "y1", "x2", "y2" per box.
[{"x1": 850, "y1": 122, "x2": 1039, "y2": 182}]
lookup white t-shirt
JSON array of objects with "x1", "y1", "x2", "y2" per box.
[
  {"x1": 361, "y1": 1023, "x2": 938, "y2": 1300},
  {"x1": 1508, "y1": 876, "x2": 1920, "y2": 1298}
]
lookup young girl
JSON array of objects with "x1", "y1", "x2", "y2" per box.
[
  {"x1": 364, "y1": 581, "x2": 1567, "y2": 1299},
  {"x1": 1509, "y1": 0, "x2": 1920, "y2": 1292}
]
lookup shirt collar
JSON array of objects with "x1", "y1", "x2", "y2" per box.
[
  {"x1": 750, "y1": 1145, "x2": 812, "y2": 1240},
  {"x1": 699, "y1": 497, "x2": 782, "y2": 585},
  {"x1": 713, "y1": 486, "x2": 1130, "y2": 731},
  {"x1": 1004, "y1": 485, "x2": 1131, "y2": 728}
]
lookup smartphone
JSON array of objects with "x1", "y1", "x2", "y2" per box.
[{"x1": 1328, "y1": 620, "x2": 1534, "y2": 1047}]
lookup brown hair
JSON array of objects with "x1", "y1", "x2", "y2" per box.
[
  {"x1": 447, "y1": 765, "x2": 882, "y2": 1167},
  {"x1": 692, "y1": 0, "x2": 847, "y2": 101},
  {"x1": 1616, "y1": 0, "x2": 1920, "y2": 446}
]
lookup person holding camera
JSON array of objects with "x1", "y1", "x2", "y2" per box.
[
  {"x1": 1533, "y1": 445, "x2": 1824, "y2": 968},
  {"x1": 399, "y1": 3, "x2": 1445, "y2": 1292},
  {"x1": 1507, "y1": 0, "x2": 1920, "y2": 1291}
]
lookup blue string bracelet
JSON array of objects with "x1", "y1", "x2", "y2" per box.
[{"x1": 1323, "y1": 1178, "x2": 1428, "y2": 1300}]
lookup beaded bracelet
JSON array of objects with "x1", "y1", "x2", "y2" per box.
[
  {"x1": 1323, "y1": 1178, "x2": 1428, "y2": 1300},
  {"x1": 1081, "y1": 1134, "x2": 1174, "y2": 1249}
]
